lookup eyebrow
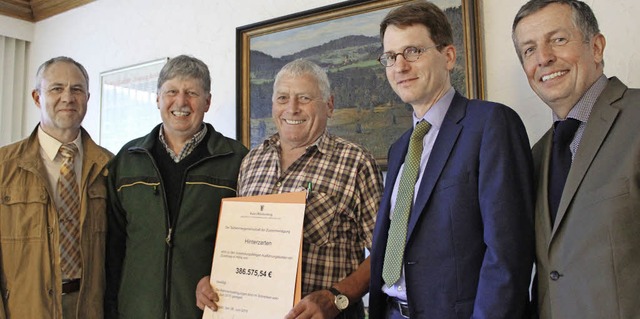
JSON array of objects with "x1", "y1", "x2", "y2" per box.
[{"x1": 47, "y1": 82, "x2": 86, "y2": 88}]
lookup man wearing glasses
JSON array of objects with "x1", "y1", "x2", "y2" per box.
[{"x1": 368, "y1": 1, "x2": 535, "y2": 318}]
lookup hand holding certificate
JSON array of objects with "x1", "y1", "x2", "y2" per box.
[{"x1": 203, "y1": 192, "x2": 306, "y2": 319}]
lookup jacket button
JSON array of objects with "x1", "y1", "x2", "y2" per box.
[
  {"x1": 3, "y1": 195, "x2": 9, "y2": 203},
  {"x1": 550, "y1": 271, "x2": 561, "y2": 281}
]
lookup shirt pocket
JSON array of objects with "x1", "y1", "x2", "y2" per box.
[
  {"x1": 303, "y1": 191, "x2": 340, "y2": 246},
  {"x1": 0, "y1": 187, "x2": 48, "y2": 242}
]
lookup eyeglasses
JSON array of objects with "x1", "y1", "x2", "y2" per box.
[{"x1": 377, "y1": 45, "x2": 440, "y2": 67}]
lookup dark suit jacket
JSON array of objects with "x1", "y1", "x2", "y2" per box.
[
  {"x1": 370, "y1": 92, "x2": 535, "y2": 319},
  {"x1": 532, "y1": 77, "x2": 640, "y2": 319}
]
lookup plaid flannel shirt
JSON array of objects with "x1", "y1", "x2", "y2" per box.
[{"x1": 238, "y1": 131, "x2": 383, "y2": 296}]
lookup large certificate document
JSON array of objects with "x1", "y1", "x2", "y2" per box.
[{"x1": 203, "y1": 192, "x2": 306, "y2": 319}]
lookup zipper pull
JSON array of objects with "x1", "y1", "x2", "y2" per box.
[{"x1": 166, "y1": 227, "x2": 173, "y2": 247}]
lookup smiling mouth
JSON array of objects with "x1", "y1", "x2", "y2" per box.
[
  {"x1": 284, "y1": 119, "x2": 305, "y2": 125},
  {"x1": 541, "y1": 71, "x2": 568, "y2": 82},
  {"x1": 397, "y1": 77, "x2": 417, "y2": 85},
  {"x1": 172, "y1": 111, "x2": 190, "y2": 117}
]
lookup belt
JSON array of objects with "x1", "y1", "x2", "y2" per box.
[
  {"x1": 62, "y1": 279, "x2": 81, "y2": 295},
  {"x1": 388, "y1": 297, "x2": 410, "y2": 318}
]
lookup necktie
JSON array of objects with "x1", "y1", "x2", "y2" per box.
[
  {"x1": 383, "y1": 120, "x2": 431, "y2": 286},
  {"x1": 548, "y1": 118, "x2": 580, "y2": 225},
  {"x1": 58, "y1": 143, "x2": 82, "y2": 279}
]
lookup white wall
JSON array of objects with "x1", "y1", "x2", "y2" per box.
[{"x1": 1, "y1": 0, "x2": 639, "y2": 146}]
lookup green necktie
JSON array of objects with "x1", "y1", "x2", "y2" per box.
[{"x1": 382, "y1": 120, "x2": 431, "y2": 286}]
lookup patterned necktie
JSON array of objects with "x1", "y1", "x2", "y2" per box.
[
  {"x1": 548, "y1": 118, "x2": 580, "y2": 226},
  {"x1": 58, "y1": 143, "x2": 82, "y2": 279},
  {"x1": 383, "y1": 120, "x2": 431, "y2": 286}
]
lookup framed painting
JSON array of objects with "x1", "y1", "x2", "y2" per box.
[
  {"x1": 237, "y1": 0, "x2": 483, "y2": 169},
  {"x1": 99, "y1": 58, "x2": 168, "y2": 153}
]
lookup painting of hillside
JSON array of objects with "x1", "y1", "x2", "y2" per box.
[{"x1": 240, "y1": 0, "x2": 474, "y2": 167}]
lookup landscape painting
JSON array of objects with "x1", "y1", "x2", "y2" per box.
[{"x1": 236, "y1": 0, "x2": 482, "y2": 168}]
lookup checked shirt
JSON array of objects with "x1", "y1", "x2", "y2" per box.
[{"x1": 238, "y1": 132, "x2": 383, "y2": 296}]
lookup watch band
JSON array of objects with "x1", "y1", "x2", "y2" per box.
[
  {"x1": 328, "y1": 287, "x2": 343, "y2": 296},
  {"x1": 329, "y1": 287, "x2": 349, "y2": 311}
]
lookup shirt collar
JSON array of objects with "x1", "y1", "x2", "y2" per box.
[
  {"x1": 158, "y1": 123, "x2": 207, "y2": 161},
  {"x1": 265, "y1": 131, "x2": 329, "y2": 154},
  {"x1": 37, "y1": 125, "x2": 83, "y2": 160},
  {"x1": 553, "y1": 74, "x2": 608, "y2": 123},
  {"x1": 412, "y1": 86, "x2": 455, "y2": 128}
]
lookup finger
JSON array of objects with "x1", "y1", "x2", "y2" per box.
[
  {"x1": 196, "y1": 290, "x2": 218, "y2": 311},
  {"x1": 284, "y1": 307, "x2": 299, "y2": 319}
]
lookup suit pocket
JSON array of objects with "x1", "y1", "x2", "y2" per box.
[
  {"x1": 435, "y1": 172, "x2": 470, "y2": 191},
  {"x1": 574, "y1": 178, "x2": 628, "y2": 211},
  {"x1": 0, "y1": 187, "x2": 47, "y2": 241},
  {"x1": 88, "y1": 182, "x2": 108, "y2": 234}
]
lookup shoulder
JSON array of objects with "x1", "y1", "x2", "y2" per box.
[
  {"x1": 0, "y1": 137, "x2": 31, "y2": 164},
  {"x1": 208, "y1": 130, "x2": 249, "y2": 158},
  {"x1": 459, "y1": 99, "x2": 528, "y2": 136},
  {"x1": 466, "y1": 99, "x2": 523, "y2": 120},
  {"x1": 324, "y1": 133, "x2": 378, "y2": 163},
  {"x1": 81, "y1": 129, "x2": 114, "y2": 158}
]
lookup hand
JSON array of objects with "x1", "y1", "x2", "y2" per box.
[
  {"x1": 283, "y1": 289, "x2": 339, "y2": 319},
  {"x1": 195, "y1": 276, "x2": 219, "y2": 311}
]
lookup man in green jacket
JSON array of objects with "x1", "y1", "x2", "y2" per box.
[
  {"x1": 0, "y1": 56, "x2": 112, "y2": 319},
  {"x1": 105, "y1": 55, "x2": 248, "y2": 319}
]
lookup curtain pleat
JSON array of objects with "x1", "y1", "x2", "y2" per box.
[{"x1": 0, "y1": 35, "x2": 29, "y2": 147}]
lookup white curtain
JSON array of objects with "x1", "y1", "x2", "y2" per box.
[{"x1": 0, "y1": 35, "x2": 29, "y2": 147}]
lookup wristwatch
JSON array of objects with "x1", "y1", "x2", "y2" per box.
[{"x1": 328, "y1": 287, "x2": 349, "y2": 311}]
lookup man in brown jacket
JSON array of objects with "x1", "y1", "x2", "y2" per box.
[{"x1": 0, "y1": 56, "x2": 112, "y2": 318}]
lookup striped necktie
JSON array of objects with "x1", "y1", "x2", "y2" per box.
[{"x1": 58, "y1": 143, "x2": 82, "y2": 279}]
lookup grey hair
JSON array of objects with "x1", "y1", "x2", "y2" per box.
[
  {"x1": 512, "y1": 0, "x2": 600, "y2": 62},
  {"x1": 157, "y1": 55, "x2": 211, "y2": 93},
  {"x1": 35, "y1": 56, "x2": 90, "y2": 91},
  {"x1": 272, "y1": 59, "x2": 331, "y2": 102}
]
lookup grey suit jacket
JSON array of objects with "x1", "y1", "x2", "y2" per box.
[{"x1": 532, "y1": 77, "x2": 640, "y2": 319}]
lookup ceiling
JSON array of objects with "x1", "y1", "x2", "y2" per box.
[{"x1": 0, "y1": 0, "x2": 94, "y2": 22}]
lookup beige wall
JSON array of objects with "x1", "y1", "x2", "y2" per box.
[{"x1": 1, "y1": 0, "x2": 638, "y2": 147}]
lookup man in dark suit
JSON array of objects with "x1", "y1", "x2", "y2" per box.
[
  {"x1": 512, "y1": 1, "x2": 640, "y2": 318},
  {"x1": 368, "y1": 1, "x2": 535, "y2": 318}
]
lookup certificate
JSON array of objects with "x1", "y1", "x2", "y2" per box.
[{"x1": 203, "y1": 192, "x2": 306, "y2": 319}]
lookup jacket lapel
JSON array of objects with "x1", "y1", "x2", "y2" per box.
[
  {"x1": 534, "y1": 130, "x2": 555, "y2": 249},
  {"x1": 406, "y1": 93, "x2": 465, "y2": 241},
  {"x1": 551, "y1": 78, "x2": 626, "y2": 238}
]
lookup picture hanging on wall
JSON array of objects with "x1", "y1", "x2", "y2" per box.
[{"x1": 236, "y1": 0, "x2": 484, "y2": 169}]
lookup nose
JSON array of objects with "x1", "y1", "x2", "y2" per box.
[
  {"x1": 536, "y1": 43, "x2": 556, "y2": 67},
  {"x1": 60, "y1": 87, "x2": 73, "y2": 102},
  {"x1": 392, "y1": 54, "x2": 410, "y2": 71},
  {"x1": 285, "y1": 98, "x2": 301, "y2": 113},
  {"x1": 175, "y1": 91, "x2": 188, "y2": 105}
]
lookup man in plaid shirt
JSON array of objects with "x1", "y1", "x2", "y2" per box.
[{"x1": 197, "y1": 59, "x2": 384, "y2": 319}]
